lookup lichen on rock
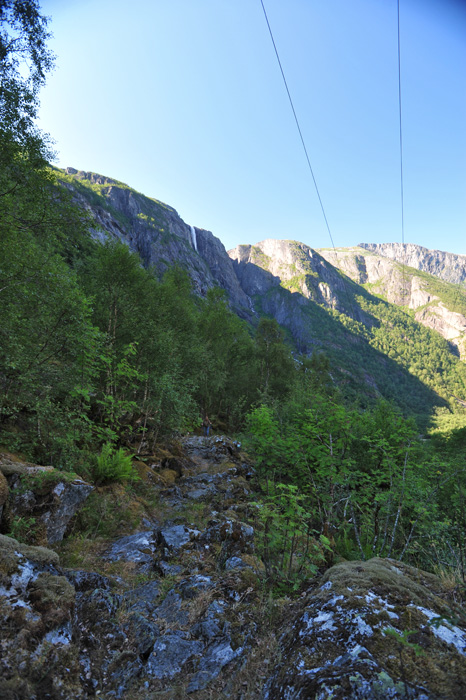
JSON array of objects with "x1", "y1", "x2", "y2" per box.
[{"x1": 263, "y1": 558, "x2": 466, "y2": 700}]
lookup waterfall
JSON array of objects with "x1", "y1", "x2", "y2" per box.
[{"x1": 190, "y1": 225, "x2": 198, "y2": 252}]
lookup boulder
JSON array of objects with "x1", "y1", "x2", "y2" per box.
[
  {"x1": 155, "y1": 524, "x2": 200, "y2": 554},
  {"x1": 1, "y1": 458, "x2": 93, "y2": 545},
  {"x1": 146, "y1": 634, "x2": 203, "y2": 679},
  {"x1": 187, "y1": 639, "x2": 240, "y2": 693},
  {"x1": 263, "y1": 558, "x2": 466, "y2": 700},
  {"x1": 0, "y1": 535, "x2": 82, "y2": 700}
]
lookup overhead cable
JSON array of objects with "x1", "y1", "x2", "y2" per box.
[
  {"x1": 397, "y1": 0, "x2": 408, "y2": 300},
  {"x1": 259, "y1": 0, "x2": 335, "y2": 249}
]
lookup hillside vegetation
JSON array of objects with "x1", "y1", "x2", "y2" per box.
[
  {"x1": 2, "y1": 4, "x2": 466, "y2": 697},
  {"x1": 1, "y1": 0, "x2": 466, "y2": 604}
]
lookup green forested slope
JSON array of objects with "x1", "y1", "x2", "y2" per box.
[{"x1": 2, "y1": 0, "x2": 466, "y2": 590}]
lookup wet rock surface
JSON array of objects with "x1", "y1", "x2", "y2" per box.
[{"x1": 2, "y1": 437, "x2": 466, "y2": 698}]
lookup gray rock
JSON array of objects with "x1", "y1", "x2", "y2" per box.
[
  {"x1": 200, "y1": 519, "x2": 255, "y2": 556},
  {"x1": 124, "y1": 580, "x2": 161, "y2": 615},
  {"x1": 0, "y1": 536, "x2": 81, "y2": 698},
  {"x1": 192, "y1": 600, "x2": 228, "y2": 641},
  {"x1": 78, "y1": 587, "x2": 121, "y2": 619},
  {"x1": 156, "y1": 524, "x2": 199, "y2": 553},
  {"x1": 158, "y1": 485, "x2": 184, "y2": 507},
  {"x1": 178, "y1": 575, "x2": 214, "y2": 599},
  {"x1": 186, "y1": 487, "x2": 215, "y2": 500},
  {"x1": 122, "y1": 612, "x2": 160, "y2": 656},
  {"x1": 4, "y1": 464, "x2": 93, "y2": 545},
  {"x1": 154, "y1": 589, "x2": 189, "y2": 626},
  {"x1": 65, "y1": 569, "x2": 112, "y2": 592},
  {"x1": 224, "y1": 556, "x2": 250, "y2": 570},
  {"x1": 187, "y1": 639, "x2": 239, "y2": 693},
  {"x1": 42, "y1": 479, "x2": 93, "y2": 543},
  {"x1": 262, "y1": 558, "x2": 466, "y2": 700},
  {"x1": 358, "y1": 242, "x2": 466, "y2": 286},
  {"x1": 146, "y1": 634, "x2": 204, "y2": 679},
  {"x1": 109, "y1": 658, "x2": 144, "y2": 699},
  {"x1": 63, "y1": 169, "x2": 252, "y2": 318},
  {"x1": 103, "y1": 530, "x2": 157, "y2": 570},
  {"x1": 156, "y1": 560, "x2": 183, "y2": 577}
]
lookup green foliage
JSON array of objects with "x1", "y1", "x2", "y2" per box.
[
  {"x1": 92, "y1": 443, "x2": 138, "y2": 485},
  {"x1": 255, "y1": 317, "x2": 295, "y2": 401},
  {"x1": 2, "y1": 1, "x2": 466, "y2": 603},
  {"x1": 245, "y1": 387, "x2": 464, "y2": 577},
  {"x1": 196, "y1": 287, "x2": 258, "y2": 428},
  {"x1": 9, "y1": 516, "x2": 37, "y2": 544},
  {"x1": 0, "y1": 0, "x2": 54, "y2": 147},
  {"x1": 252, "y1": 483, "x2": 329, "y2": 595}
]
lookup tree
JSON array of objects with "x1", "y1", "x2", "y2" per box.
[
  {"x1": 255, "y1": 317, "x2": 295, "y2": 399},
  {"x1": 197, "y1": 288, "x2": 257, "y2": 427},
  {"x1": 0, "y1": 0, "x2": 54, "y2": 147}
]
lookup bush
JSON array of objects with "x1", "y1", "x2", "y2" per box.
[{"x1": 92, "y1": 443, "x2": 138, "y2": 485}]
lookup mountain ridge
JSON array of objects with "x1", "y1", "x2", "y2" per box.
[
  {"x1": 317, "y1": 245, "x2": 466, "y2": 360},
  {"x1": 57, "y1": 167, "x2": 466, "y2": 419},
  {"x1": 358, "y1": 241, "x2": 466, "y2": 285}
]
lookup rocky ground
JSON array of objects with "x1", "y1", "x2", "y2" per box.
[{"x1": 1, "y1": 437, "x2": 466, "y2": 699}]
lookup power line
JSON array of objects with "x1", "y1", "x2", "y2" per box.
[
  {"x1": 397, "y1": 0, "x2": 409, "y2": 302},
  {"x1": 259, "y1": 0, "x2": 365, "y2": 330},
  {"x1": 397, "y1": 0, "x2": 405, "y2": 249},
  {"x1": 259, "y1": 0, "x2": 335, "y2": 249}
]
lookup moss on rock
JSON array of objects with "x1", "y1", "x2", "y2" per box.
[{"x1": 0, "y1": 471, "x2": 8, "y2": 506}]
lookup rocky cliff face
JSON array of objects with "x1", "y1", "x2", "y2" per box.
[
  {"x1": 229, "y1": 239, "x2": 369, "y2": 321},
  {"x1": 359, "y1": 242, "x2": 466, "y2": 286},
  {"x1": 61, "y1": 168, "x2": 466, "y2": 381},
  {"x1": 318, "y1": 246, "x2": 466, "y2": 360},
  {"x1": 61, "y1": 168, "x2": 252, "y2": 319}
]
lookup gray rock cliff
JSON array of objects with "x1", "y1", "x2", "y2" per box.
[
  {"x1": 229, "y1": 239, "x2": 369, "y2": 323},
  {"x1": 319, "y1": 246, "x2": 466, "y2": 360},
  {"x1": 61, "y1": 168, "x2": 252, "y2": 318},
  {"x1": 359, "y1": 242, "x2": 466, "y2": 286}
]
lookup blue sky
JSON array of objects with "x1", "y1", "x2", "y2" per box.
[{"x1": 38, "y1": 0, "x2": 466, "y2": 255}]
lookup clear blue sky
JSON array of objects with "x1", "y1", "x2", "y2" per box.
[{"x1": 38, "y1": 0, "x2": 466, "y2": 255}]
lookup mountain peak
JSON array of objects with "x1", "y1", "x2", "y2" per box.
[{"x1": 358, "y1": 242, "x2": 466, "y2": 285}]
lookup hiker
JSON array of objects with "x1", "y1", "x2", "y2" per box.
[{"x1": 202, "y1": 415, "x2": 212, "y2": 437}]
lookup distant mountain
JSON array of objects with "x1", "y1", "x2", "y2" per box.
[
  {"x1": 318, "y1": 246, "x2": 466, "y2": 361},
  {"x1": 358, "y1": 242, "x2": 466, "y2": 286},
  {"x1": 228, "y1": 239, "x2": 466, "y2": 419},
  {"x1": 57, "y1": 168, "x2": 466, "y2": 422}
]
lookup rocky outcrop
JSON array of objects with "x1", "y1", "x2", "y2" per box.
[
  {"x1": 228, "y1": 239, "x2": 372, "y2": 354},
  {"x1": 61, "y1": 169, "x2": 466, "y2": 372},
  {"x1": 2, "y1": 436, "x2": 466, "y2": 698},
  {"x1": 264, "y1": 558, "x2": 466, "y2": 700},
  {"x1": 0, "y1": 454, "x2": 93, "y2": 545},
  {"x1": 229, "y1": 239, "x2": 356, "y2": 313},
  {"x1": 415, "y1": 303, "x2": 466, "y2": 349},
  {"x1": 359, "y1": 242, "x2": 466, "y2": 286},
  {"x1": 0, "y1": 437, "x2": 261, "y2": 698},
  {"x1": 196, "y1": 227, "x2": 252, "y2": 314},
  {"x1": 0, "y1": 535, "x2": 81, "y2": 699}
]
